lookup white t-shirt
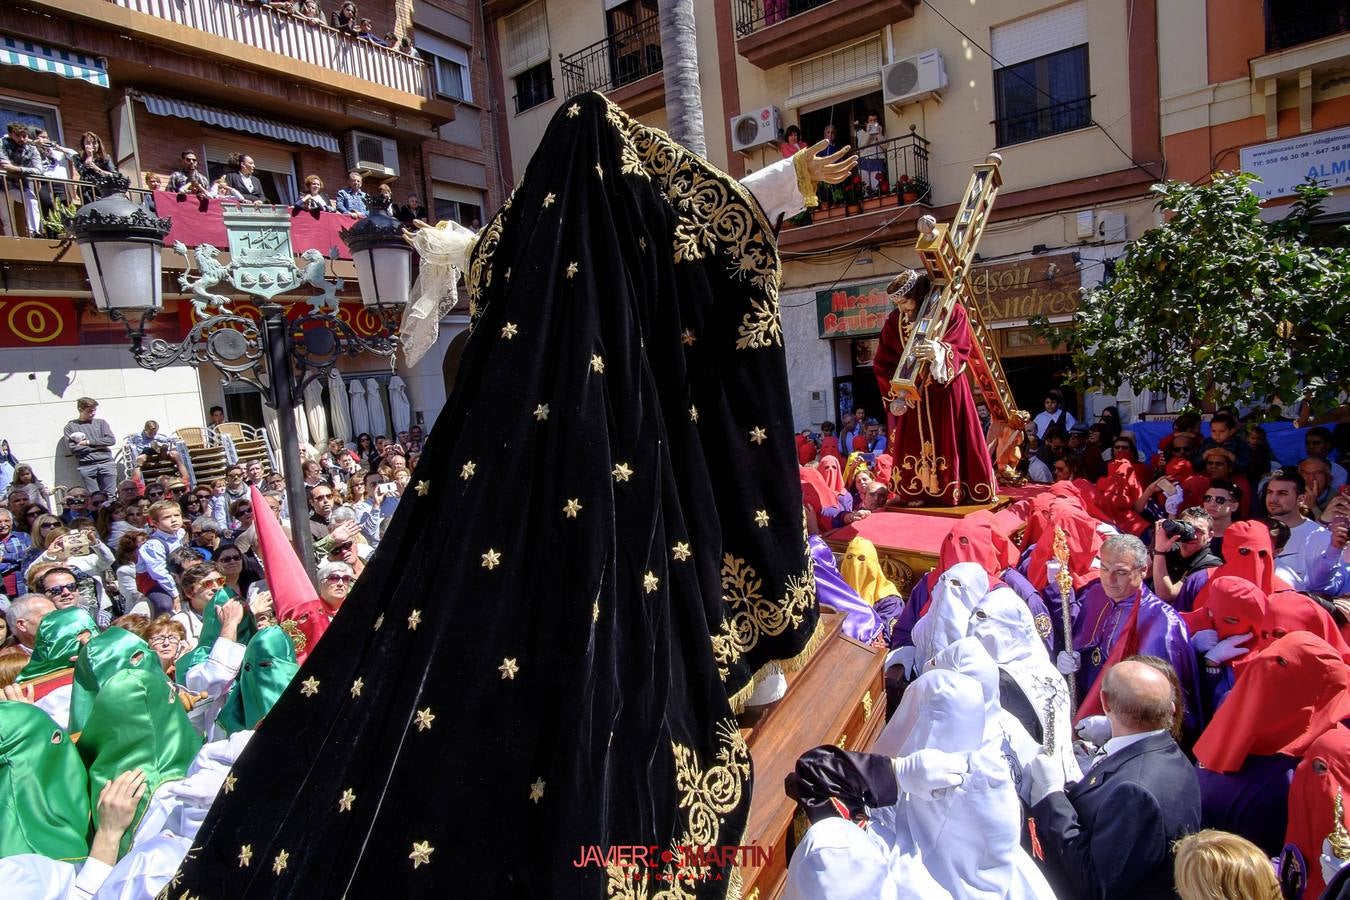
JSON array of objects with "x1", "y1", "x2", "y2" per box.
[{"x1": 1276, "y1": 517, "x2": 1333, "y2": 591}]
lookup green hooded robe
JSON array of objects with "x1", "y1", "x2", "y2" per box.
[
  {"x1": 69, "y1": 626, "x2": 167, "y2": 736},
  {"x1": 0, "y1": 702, "x2": 91, "y2": 861},
  {"x1": 215, "y1": 626, "x2": 299, "y2": 736},
  {"x1": 16, "y1": 606, "x2": 98, "y2": 684},
  {"x1": 174, "y1": 588, "x2": 257, "y2": 687}
]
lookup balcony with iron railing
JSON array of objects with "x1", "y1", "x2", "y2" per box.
[
  {"x1": 732, "y1": 0, "x2": 915, "y2": 69},
  {"x1": 780, "y1": 128, "x2": 932, "y2": 250},
  {"x1": 105, "y1": 0, "x2": 430, "y2": 98},
  {"x1": 1265, "y1": 0, "x2": 1350, "y2": 52},
  {"x1": 559, "y1": 18, "x2": 665, "y2": 114}
]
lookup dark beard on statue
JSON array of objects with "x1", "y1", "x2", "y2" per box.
[{"x1": 166, "y1": 92, "x2": 820, "y2": 898}]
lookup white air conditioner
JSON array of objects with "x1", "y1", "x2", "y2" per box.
[
  {"x1": 883, "y1": 49, "x2": 948, "y2": 108},
  {"x1": 730, "y1": 106, "x2": 782, "y2": 153},
  {"x1": 343, "y1": 130, "x2": 400, "y2": 178}
]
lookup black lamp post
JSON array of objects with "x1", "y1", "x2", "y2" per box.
[{"x1": 71, "y1": 196, "x2": 410, "y2": 574}]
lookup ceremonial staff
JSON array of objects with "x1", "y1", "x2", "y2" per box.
[{"x1": 1053, "y1": 525, "x2": 1077, "y2": 709}]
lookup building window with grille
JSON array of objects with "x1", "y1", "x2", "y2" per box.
[
  {"x1": 993, "y1": 45, "x2": 1091, "y2": 146},
  {"x1": 514, "y1": 61, "x2": 554, "y2": 113}
]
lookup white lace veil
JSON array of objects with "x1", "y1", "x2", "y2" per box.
[{"x1": 398, "y1": 220, "x2": 479, "y2": 366}]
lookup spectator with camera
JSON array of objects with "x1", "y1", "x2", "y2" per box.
[
  {"x1": 1150, "y1": 508, "x2": 1222, "y2": 604},
  {"x1": 167, "y1": 149, "x2": 211, "y2": 196}
]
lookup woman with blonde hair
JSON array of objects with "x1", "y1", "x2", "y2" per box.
[{"x1": 1173, "y1": 829, "x2": 1280, "y2": 900}]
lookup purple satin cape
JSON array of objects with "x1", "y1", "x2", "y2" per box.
[{"x1": 808, "y1": 536, "x2": 885, "y2": 643}]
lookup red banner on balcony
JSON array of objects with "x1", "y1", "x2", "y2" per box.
[{"x1": 155, "y1": 192, "x2": 354, "y2": 260}]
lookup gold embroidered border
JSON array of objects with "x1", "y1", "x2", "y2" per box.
[{"x1": 711, "y1": 553, "x2": 816, "y2": 681}]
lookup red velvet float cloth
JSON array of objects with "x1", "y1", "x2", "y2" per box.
[
  {"x1": 872, "y1": 303, "x2": 996, "y2": 506},
  {"x1": 157, "y1": 192, "x2": 354, "y2": 260}
]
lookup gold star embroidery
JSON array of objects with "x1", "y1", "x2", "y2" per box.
[
  {"x1": 566, "y1": 261, "x2": 579, "y2": 279},
  {"x1": 638, "y1": 236, "x2": 647, "y2": 251},
  {"x1": 467, "y1": 299, "x2": 478, "y2": 319},
  {"x1": 563, "y1": 498, "x2": 582, "y2": 518},
  {"x1": 590, "y1": 354, "x2": 605, "y2": 373},
  {"x1": 530, "y1": 777, "x2": 546, "y2": 803},
  {"x1": 592, "y1": 600, "x2": 600, "y2": 622},
  {"x1": 566, "y1": 102, "x2": 580, "y2": 118},
  {"x1": 223, "y1": 773, "x2": 237, "y2": 793},
  {"x1": 643, "y1": 571, "x2": 659, "y2": 593},
  {"x1": 339, "y1": 788, "x2": 355, "y2": 812},
  {"x1": 672, "y1": 541, "x2": 691, "y2": 562},
  {"x1": 534, "y1": 404, "x2": 550, "y2": 421},
  {"x1": 681, "y1": 328, "x2": 696, "y2": 346},
  {"x1": 407, "y1": 609, "x2": 422, "y2": 630},
  {"x1": 414, "y1": 479, "x2": 429, "y2": 496},
  {"x1": 612, "y1": 462, "x2": 633, "y2": 482},
  {"x1": 482, "y1": 548, "x2": 502, "y2": 570},
  {"x1": 410, "y1": 840, "x2": 434, "y2": 869},
  {"x1": 414, "y1": 707, "x2": 435, "y2": 731},
  {"x1": 373, "y1": 613, "x2": 384, "y2": 630},
  {"x1": 238, "y1": 844, "x2": 252, "y2": 867},
  {"x1": 595, "y1": 163, "x2": 604, "y2": 179},
  {"x1": 501, "y1": 322, "x2": 518, "y2": 339},
  {"x1": 755, "y1": 509, "x2": 770, "y2": 527},
  {"x1": 689, "y1": 405, "x2": 699, "y2": 423},
  {"x1": 749, "y1": 427, "x2": 767, "y2": 445},
  {"x1": 542, "y1": 192, "x2": 556, "y2": 208},
  {"x1": 460, "y1": 461, "x2": 476, "y2": 480},
  {"x1": 273, "y1": 850, "x2": 289, "y2": 875},
  {"x1": 300, "y1": 676, "x2": 319, "y2": 697},
  {"x1": 350, "y1": 678, "x2": 364, "y2": 698},
  {"x1": 499, "y1": 657, "x2": 520, "y2": 680}
]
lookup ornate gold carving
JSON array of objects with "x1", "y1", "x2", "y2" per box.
[
  {"x1": 711, "y1": 554, "x2": 815, "y2": 679},
  {"x1": 877, "y1": 555, "x2": 915, "y2": 597},
  {"x1": 862, "y1": 690, "x2": 874, "y2": 723}
]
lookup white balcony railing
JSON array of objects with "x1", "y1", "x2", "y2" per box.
[{"x1": 110, "y1": 0, "x2": 430, "y2": 98}]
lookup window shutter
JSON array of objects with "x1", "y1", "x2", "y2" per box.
[
  {"x1": 787, "y1": 37, "x2": 883, "y2": 109},
  {"x1": 503, "y1": 2, "x2": 550, "y2": 77},
  {"x1": 991, "y1": 1, "x2": 1088, "y2": 69}
]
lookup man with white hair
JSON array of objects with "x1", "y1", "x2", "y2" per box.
[
  {"x1": 1058, "y1": 533, "x2": 1200, "y2": 736},
  {"x1": 6, "y1": 592, "x2": 55, "y2": 653}
]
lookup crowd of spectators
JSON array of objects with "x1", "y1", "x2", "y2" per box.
[{"x1": 246, "y1": 0, "x2": 414, "y2": 52}]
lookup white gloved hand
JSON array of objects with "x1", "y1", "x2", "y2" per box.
[
  {"x1": 1074, "y1": 714, "x2": 1112, "y2": 747},
  {"x1": 1056, "y1": 650, "x2": 1080, "y2": 674},
  {"x1": 1205, "y1": 632, "x2": 1252, "y2": 665},
  {"x1": 885, "y1": 646, "x2": 917, "y2": 679},
  {"x1": 1190, "y1": 628, "x2": 1219, "y2": 654},
  {"x1": 1024, "y1": 753, "x2": 1067, "y2": 807},
  {"x1": 893, "y1": 749, "x2": 968, "y2": 798},
  {"x1": 1164, "y1": 490, "x2": 1184, "y2": 515}
]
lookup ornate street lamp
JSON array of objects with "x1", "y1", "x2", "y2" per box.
[{"x1": 71, "y1": 201, "x2": 410, "y2": 574}]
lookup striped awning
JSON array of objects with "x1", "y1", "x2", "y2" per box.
[
  {"x1": 0, "y1": 36, "x2": 108, "y2": 88},
  {"x1": 138, "y1": 92, "x2": 339, "y2": 153}
]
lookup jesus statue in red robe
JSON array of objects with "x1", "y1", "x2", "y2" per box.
[{"x1": 871, "y1": 268, "x2": 997, "y2": 507}]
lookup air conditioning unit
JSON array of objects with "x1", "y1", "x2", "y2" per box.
[
  {"x1": 343, "y1": 130, "x2": 400, "y2": 178},
  {"x1": 883, "y1": 49, "x2": 948, "y2": 108},
  {"x1": 730, "y1": 106, "x2": 782, "y2": 153}
]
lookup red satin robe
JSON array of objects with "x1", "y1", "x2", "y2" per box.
[{"x1": 872, "y1": 303, "x2": 996, "y2": 506}]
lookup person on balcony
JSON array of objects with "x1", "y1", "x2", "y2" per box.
[
  {"x1": 295, "y1": 174, "x2": 334, "y2": 213},
  {"x1": 335, "y1": 171, "x2": 368, "y2": 218},
  {"x1": 395, "y1": 193, "x2": 427, "y2": 228},
  {"x1": 76, "y1": 132, "x2": 127, "y2": 200},
  {"x1": 329, "y1": 1, "x2": 357, "y2": 32},
  {"x1": 780, "y1": 124, "x2": 806, "y2": 160},
  {"x1": 168, "y1": 150, "x2": 211, "y2": 197},
  {"x1": 292, "y1": 0, "x2": 324, "y2": 23},
  {"x1": 353, "y1": 18, "x2": 385, "y2": 44},
  {"x1": 223, "y1": 153, "x2": 268, "y2": 204},
  {"x1": 1, "y1": 122, "x2": 44, "y2": 237},
  {"x1": 855, "y1": 113, "x2": 886, "y2": 192}
]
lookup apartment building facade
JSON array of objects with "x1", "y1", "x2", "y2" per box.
[{"x1": 0, "y1": 0, "x2": 500, "y2": 485}]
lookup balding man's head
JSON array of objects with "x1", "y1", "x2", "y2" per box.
[
  {"x1": 1101, "y1": 660, "x2": 1175, "y2": 736},
  {"x1": 6, "y1": 593, "x2": 56, "y2": 650}
]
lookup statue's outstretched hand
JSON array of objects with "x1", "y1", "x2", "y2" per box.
[{"x1": 802, "y1": 142, "x2": 858, "y2": 185}]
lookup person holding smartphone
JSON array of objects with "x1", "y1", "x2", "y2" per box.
[{"x1": 855, "y1": 113, "x2": 885, "y2": 192}]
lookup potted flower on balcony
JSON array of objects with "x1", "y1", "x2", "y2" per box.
[
  {"x1": 910, "y1": 174, "x2": 931, "y2": 204},
  {"x1": 821, "y1": 185, "x2": 847, "y2": 219},
  {"x1": 843, "y1": 173, "x2": 864, "y2": 215},
  {"x1": 862, "y1": 175, "x2": 890, "y2": 212},
  {"x1": 899, "y1": 174, "x2": 919, "y2": 204}
]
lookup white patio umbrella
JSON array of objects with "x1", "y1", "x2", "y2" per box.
[
  {"x1": 365, "y1": 377, "x2": 389, "y2": 439},
  {"x1": 328, "y1": 368, "x2": 353, "y2": 445},
  {"x1": 388, "y1": 375, "x2": 412, "y2": 435},
  {"x1": 304, "y1": 377, "x2": 329, "y2": 446},
  {"x1": 348, "y1": 379, "x2": 371, "y2": 438}
]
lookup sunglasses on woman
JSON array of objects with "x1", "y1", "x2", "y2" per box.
[
  {"x1": 324, "y1": 574, "x2": 354, "y2": 585},
  {"x1": 217, "y1": 554, "x2": 243, "y2": 564}
]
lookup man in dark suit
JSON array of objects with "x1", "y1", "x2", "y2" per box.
[
  {"x1": 224, "y1": 154, "x2": 268, "y2": 203},
  {"x1": 1026, "y1": 658, "x2": 1201, "y2": 900}
]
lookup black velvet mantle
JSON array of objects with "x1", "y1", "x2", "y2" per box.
[{"x1": 168, "y1": 92, "x2": 819, "y2": 898}]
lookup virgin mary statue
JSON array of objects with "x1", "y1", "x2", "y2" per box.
[{"x1": 168, "y1": 93, "x2": 856, "y2": 897}]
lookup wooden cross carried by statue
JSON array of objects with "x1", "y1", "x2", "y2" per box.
[{"x1": 886, "y1": 152, "x2": 1031, "y2": 486}]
